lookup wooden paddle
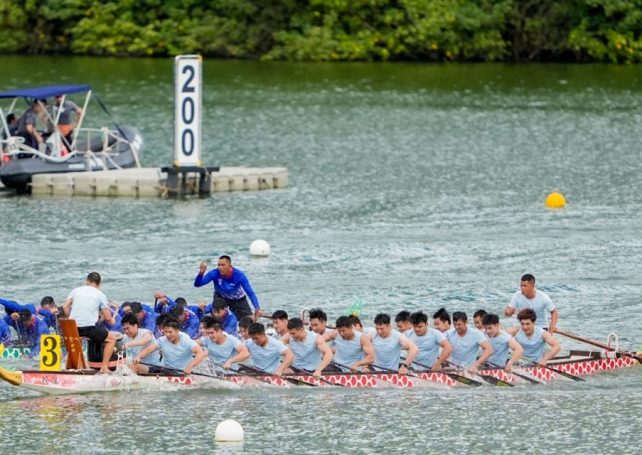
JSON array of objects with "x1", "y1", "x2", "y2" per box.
[
  {"x1": 289, "y1": 365, "x2": 344, "y2": 387},
  {"x1": 238, "y1": 364, "x2": 318, "y2": 386},
  {"x1": 407, "y1": 359, "x2": 484, "y2": 387},
  {"x1": 443, "y1": 361, "x2": 514, "y2": 387},
  {"x1": 483, "y1": 362, "x2": 544, "y2": 385},
  {"x1": 554, "y1": 329, "x2": 642, "y2": 364}
]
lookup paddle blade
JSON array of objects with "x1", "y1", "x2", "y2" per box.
[{"x1": 345, "y1": 298, "x2": 363, "y2": 317}]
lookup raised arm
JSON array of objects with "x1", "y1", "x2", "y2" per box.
[{"x1": 194, "y1": 265, "x2": 216, "y2": 288}]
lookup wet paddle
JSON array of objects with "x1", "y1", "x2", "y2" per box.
[
  {"x1": 483, "y1": 362, "x2": 544, "y2": 385},
  {"x1": 554, "y1": 329, "x2": 642, "y2": 364},
  {"x1": 520, "y1": 360, "x2": 585, "y2": 382},
  {"x1": 407, "y1": 359, "x2": 484, "y2": 387},
  {"x1": 444, "y1": 361, "x2": 514, "y2": 387},
  {"x1": 238, "y1": 364, "x2": 318, "y2": 386},
  {"x1": 289, "y1": 365, "x2": 344, "y2": 387}
]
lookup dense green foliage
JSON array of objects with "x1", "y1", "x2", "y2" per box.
[{"x1": 1, "y1": 0, "x2": 641, "y2": 62}]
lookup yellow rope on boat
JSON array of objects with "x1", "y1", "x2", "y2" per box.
[{"x1": 0, "y1": 365, "x2": 23, "y2": 386}]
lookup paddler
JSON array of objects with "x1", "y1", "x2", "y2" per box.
[
  {"x1": 432, "y1": 307, "x2": 455, "y2": 337},
  {"x1": 270, "y1": 310, "x2": 289, "y2": 340},
  {"x1": 243, "y1": 322, "x2": 293, "y2": 376},
  {"x1": 482, "y1": 313, "x2": 523, "y2": 372},
  {"x1": 6, "y1": 309, "x2": 49, "y2": 358},
  {"x1": 120, "y1": 301, "x2": 157, "y2": 335},
  {"x1": 324, "y1": 315, "x2": 375, "y2": 371},
  {"x1": 309, "y1": 308, "x2": 336, "y2": 338},
  {"x1": 504, "y1": 274, "x2": 559, "y2": 332},
  {"x1": 133, "y1": 318, "x2": 207, "y2": 374},
  {"x1": 210, "y1": 300, "x2": 239, "y2": 338},
  {"x1": 121, "y1": 313, "x2": 161, "y2": 373},
  {"x1": 63, "y1": 272, "x2": 119, "y2": 373},
  {"x1": 394, "y1": 310, "x2": 413, "y2": 335},
  {"x1": 197, "y1": 316, "x2": 249, "y2": 370},
  {"x1": 194, "y1": 255, "x2": 262, "y2": 321},
  {"x1": 507, "y1": 308, "x2": 560, "y2": 365},
  {"x1": 449, "y1": 311, "x2": 493, "y2": 373},
  {"x1": 285, "y1": 317, "x2": 333, "y2": 377},
  {"x1": 407, "y1": 311, "x2": 452, "y2": 371},
  {"x1": 371, "y1": 313, "x2": 418, "y2": 374},
  {"x1": 168, "y1": 302, "x2": 200, "y2": 339},
  {"x1": 0, "y1": 296, "x2": 59, "y2": 331}
]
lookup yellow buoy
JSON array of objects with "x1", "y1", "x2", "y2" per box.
[{"x1": 546, "y1": 191, "x2": 566, "y2": 209}]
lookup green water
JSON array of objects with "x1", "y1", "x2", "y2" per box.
[{"x1": 1, "y1": 57, "x2": 642, "y2": 454}]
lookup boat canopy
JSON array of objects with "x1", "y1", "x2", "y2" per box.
[{"x1": 0, "y1": 84, "x2": 91, "y2": 99}]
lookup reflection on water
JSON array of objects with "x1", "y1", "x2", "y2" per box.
[{"x1": 1, "y1": 58, "x2": 642, "y2": 453}]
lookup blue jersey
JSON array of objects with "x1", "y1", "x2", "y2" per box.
[
  {"x1": 408, "y1": 329, "x2": 446, "y2": 369},
  {"x1": 123, "y1": 328, "x2": 161, "y2": 364},
  {"x1": 449, "y1": 327, "x2": 487, "y2": 368},
  {"x1": 181, "y1": 309, "x2": 201, "y2": 339},
  {"x1": 0, "y1": 297, "x2": 57, "y2": 330},
  {"x1": 194, "y1": 268, "x2": 260, "y2": 309},
  {"x1": 8, "y1": 317, "x2": 49, "y2": 358},
  {"x1": 371, "y1": 329, "x2": 403, "y2": 370},
  {"x1": 201, "y1": 333, "x2": 242, "y2": 364},
  {"x1": 515, "y1": 327, "x2": 546, "y2": 362},
  {"x1": 245, "y1": 337, "x2": 287, "y2": 373},
  {"x1": 0, "y1": 318, "x2": 11, "y2": 344},
  {"x1": 334, "y1": 331, "x2": 365, "y2": 366},
  {"x1": 290, "y1": 331, "x2": 322, "y2": 371},
  {"x1": 486, "y1": 330, "x2": 513, "y2": 366},
  {"x1": 155, "y1": 332, "x2": 198, "y2": 370}
]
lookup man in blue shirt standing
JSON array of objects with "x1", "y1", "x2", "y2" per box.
[{"x1": 194, "y1": 255, "x2": 262, "y2": 321}]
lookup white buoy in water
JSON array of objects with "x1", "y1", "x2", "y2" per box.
[
  {"x1": 215, "y1": 419, "x2": 244, "y2": 443},
  {"x1": 249, "y1": 239, "x2": 270, "y2": 257}
]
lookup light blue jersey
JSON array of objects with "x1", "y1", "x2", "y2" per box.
[
  {"x1": 515, "y1": 327, "x2": 546, "y2": 362},
  {"x1": 508, "y1": 290, "x2": 555, "y2": 328},
  {"x1": 334, "y1": 331, "x2": 364, "y2": 366},
  {"x1": 408, "y1": 329, "x2": 445, "y2": 370},
  {"x1": 155, "y1": 332, "x2": 198, "y2": 370},
  {"x1": 486, "y1": 330, "x2": 512, "y2": 366},
  {"x1": 123, "y1": 328, "x2": 161, "y2": 365},
  {"x1": 245, "y1": 337, "x2": 288, "y2": 374},
  {"x1": 372, "y1": 329, "x2": 402, "y2": 370},
  {"x1": 290, "y1": 331, "x2": 322, "y2": 371},
  {"x1": 450, "y1": 327, "x2": 487, "y2": 367},
  {"x1": 201, "y1": 333, "x2": 242, "y2": 364}
]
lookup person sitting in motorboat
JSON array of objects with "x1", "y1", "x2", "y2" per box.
[
  {"x1": 15, "y1": 99, "x2": 47, "y2": 152},
  {"x1": 52, "y1": 94, "x2": 82, "y2": 146}
]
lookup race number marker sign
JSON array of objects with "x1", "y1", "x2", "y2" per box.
[
  {"x1": 40, "y1": 335, "x2": 62, "y2": 371},
  {"x1": 174, "y1": 55, "x2": 203, "y2": 167}
]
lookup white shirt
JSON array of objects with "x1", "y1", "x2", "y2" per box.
[
  {"x1": 67, "y1": 285, "x2": 108, "y2": 327},
  {"x1": 508, "y1": 290, "x2": 556, "y2": 328}
]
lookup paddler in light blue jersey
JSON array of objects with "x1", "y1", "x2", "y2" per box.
[
  {"x1": 285, "y1": 317, "x2": 333, "y2": 378},
  {"x1": 270, "y1": 310, "x2": 289, "y2": 341},
  {"x1": 371, "y1": 313, "x2": 418, "y2": 374},
  {"x1": 432, "y1": 307, "x2": 456, "y2": 340},
  {"x1": 482, "y1": 313, "x2": 523, "y2": 372},
  {"x1": 324, "y1": 316, "x2": 375, "y2": 371},
  {"x1": 244, "y1": 322, "x2": 293, "y2": 375},
  {"x1": 507, "y1": 308, "x2": 560, "y2": 365},
  {"x1": 197, "y1": 316, "x2": 249, "y2": 370},
  {"x1": 450, "y1": 312, "x2": 493, "y2": 373},
  {"x1": 121, "y1": 313, "x2": 161, "y2": 373},
  {"x1": 408, "y1": 311, "x2": 452, "y2": 371},
  {"x1": 395, "y1": 310, "x2": 414, "y2": 337},
  {"x1": 504, "y1": 274, "x2": 559, "y2": 332},
  {"x1": 134, "y1": 318, "x2": 207, "y2": 374}
]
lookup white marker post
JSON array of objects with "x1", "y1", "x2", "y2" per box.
[{"x1": 174, "y1": 54, "x2": 202, "y2": 167}]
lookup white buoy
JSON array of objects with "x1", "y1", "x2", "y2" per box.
[
  {"x1": 249, "y1": 239, "x2": 270, "y2": 257},
  {"x1": 215, "y1": 419, "x2": 244, "y2": 443}
]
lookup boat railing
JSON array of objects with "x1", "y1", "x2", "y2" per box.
[{"x1": 1, "y1": 127, "x2": 141, "y2": 168}]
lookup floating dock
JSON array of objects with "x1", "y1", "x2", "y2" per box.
[{"x1": 27, "y1": 166, "x2": 288, "y2": 197}]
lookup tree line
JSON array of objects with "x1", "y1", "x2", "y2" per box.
[{"x1": 0, "y1": 0, "x2": 640, "y2": 63}]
